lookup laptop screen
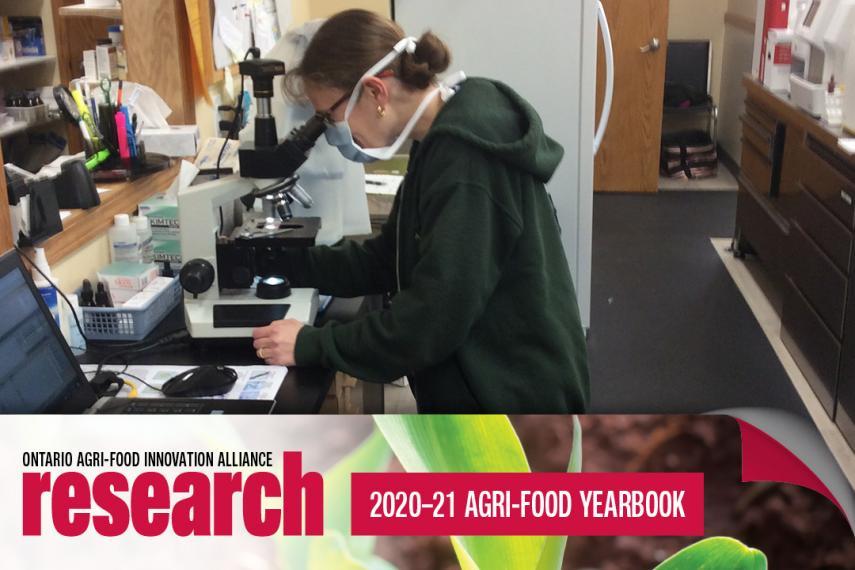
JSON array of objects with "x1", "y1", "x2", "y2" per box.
[{"x1": 0, "y1": 252, "x2": 92, "y2": 413}]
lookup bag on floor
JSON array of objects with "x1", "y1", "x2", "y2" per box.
[{"x1": 660, "y1": 130, "x2": 718, "y2": 179}]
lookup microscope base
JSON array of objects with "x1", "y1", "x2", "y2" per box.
[{"x1": 184, "y1": 287, "x2": 319, "y2": 339}]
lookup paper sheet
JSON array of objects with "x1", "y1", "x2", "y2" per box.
[
  {"x1": 80, "y1": 365, "x2": 287, "y2": 401},
  {"x1": 839, "y1": 138, "x2": 855, "y2": 155},
  {"x1": 365, "y1": 174, "x2": 404, "y2": 196}
]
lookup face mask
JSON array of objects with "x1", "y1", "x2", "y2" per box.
[{"x1": 324, "y1": 37, "x2": 466, "y2": 163}]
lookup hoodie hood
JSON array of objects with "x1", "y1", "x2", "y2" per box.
[{"x1": 423, "y1": 77, "x2": 564, "y2": 183}]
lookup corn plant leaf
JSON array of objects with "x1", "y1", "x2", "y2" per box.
[
  {"x1": 535, "y1": 416, "x2": 582, "y2": 570},
  {"x1": 307, "y1": 532, "x2": 397, "y2": 570},
  {"x1": 279, "y1": 429, "x2": 393, "y2": 570},
  {"x1": 374, "y1": 415, "x2": 544, "y2": 570},
  {"x1": 654, "y1": 537, "x2": 768, "y2": 570}
]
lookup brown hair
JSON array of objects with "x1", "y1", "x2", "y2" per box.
[{"x1": 284, "y1": 9, "x2": 451, "y2": 100}]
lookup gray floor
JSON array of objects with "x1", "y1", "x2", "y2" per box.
[{"x1": 587, "y1": 191, "x2": 808, "y2": 417}]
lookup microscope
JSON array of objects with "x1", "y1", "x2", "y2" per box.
[{"x1": 178, "y1": 52, "x2": 329, "y2": 339}]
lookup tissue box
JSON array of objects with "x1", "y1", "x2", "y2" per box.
[
  {"x1": 139, "y1": 193, "x2": 179, "y2": 240},
  {"x1": 98, "y1": 262, "x2": 159, "y2": 293},
  {"x1": 140, "y1": 125, "x2": 200, "y2": 158},
  {"x1": 152, "y1": 239, "x2": 182, "y2": 263}
]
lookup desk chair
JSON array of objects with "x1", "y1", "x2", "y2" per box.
[{"x1": 663, "y1": 40, "x2": 718, "y2": 148}]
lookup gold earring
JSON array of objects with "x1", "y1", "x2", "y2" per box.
[{"x1": 377, "y1": 106, "x2": 386, "y2": 118}]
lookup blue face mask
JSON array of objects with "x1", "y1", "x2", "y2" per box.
[{"x1": 323, "y1": 37, "x2": 466, "y2": 163}]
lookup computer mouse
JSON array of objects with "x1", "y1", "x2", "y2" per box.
[{"x1": 161, "y1": 366, "x2": 238, "y2": 398}]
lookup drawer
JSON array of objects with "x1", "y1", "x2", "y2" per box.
[
  {"x1": 736, "y1": 183, "x2": 787, "y2": 271},
  {"x1": 741, "y1": 114, "x2": 774, "y2": 160},
  {"x1": 741, "y1": 135, "x2": 773, "y2": 196},
  {"x1": 837, "y1": 346, "x2": 855, "y2": 450},
  {"x1": 744, "y1": 98, "x2": 777, "y2": 135},
  {"x1": 786, "y1": 222, "x2": 848, "y2": 337},
  {"x1": 781, "y1": 276, "x2": 840, "y2": 417},
  {"x1": 792, "y1": 184, "x2": 853, "y2": 274},
  {"x1": 798, "y1": 136, "x2": 855, "y2": 228}
]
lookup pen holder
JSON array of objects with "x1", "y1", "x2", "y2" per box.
[{"x1": 91, "y1": 146, "x2": 172, "y2": 182}]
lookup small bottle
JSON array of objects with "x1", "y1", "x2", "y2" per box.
[
  {"x1": 32, "y1": 248, "x2": 61, "y2": 327},
  {"x1": 95, "y1": 282, "x2": 111, "y2": 307},
  {"x1": 109, "y1": 213, "x2": 140, "y2": 263},
  {"x1": 81, "y1": 279, "x2": 95, "y2": 307},
  {"x1": 134, "y1": 215, "x2": 154, "y2": 263},
  {"x1": 65, "y1": 293, "x2": 87, "y2": 356}
]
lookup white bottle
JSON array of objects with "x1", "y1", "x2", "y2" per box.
[
  {"x1": 109, "y1": 213, "x2": 141, "y2": 262},
  {"x1": 65, "y1": 293, "x2": 87, "y2": 356},
  {"x1": 134, "y1": 215, "x2": 154, "y2": 264},
  {"x1": 32, "y1": 247, "x2": 61, "y2": 327}
]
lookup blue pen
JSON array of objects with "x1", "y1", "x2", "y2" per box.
[{"x1": 121, "y1": 106, "x2": 136, "y2": 158}]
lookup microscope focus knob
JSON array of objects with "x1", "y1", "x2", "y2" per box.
[{"x1": 180, "y1": 259, "x2": 215, "y2": 297}]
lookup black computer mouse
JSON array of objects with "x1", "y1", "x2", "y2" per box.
[{"x1": 161, "y1": 366, "x2": 238, "y2": 398}]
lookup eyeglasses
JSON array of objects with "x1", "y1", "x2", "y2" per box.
[{"x1": 321, "y1": 69, "x2": 396, "y2": 121}]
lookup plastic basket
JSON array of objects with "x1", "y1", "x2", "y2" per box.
[{"x1": 79, "y1": 278, "x2": 182, "y2": 341}]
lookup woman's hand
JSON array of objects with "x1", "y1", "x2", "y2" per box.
[{"x1": 252, "y1": 319, "x2": 305, "y2": 366}]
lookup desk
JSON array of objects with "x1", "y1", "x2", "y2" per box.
[{"x1": 77, "y1": 296, "x2": 387, "y2": 414}]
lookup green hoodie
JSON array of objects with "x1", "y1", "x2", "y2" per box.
[{"x1": 289, "y1": 77, "x2": 590, "y2": 413}]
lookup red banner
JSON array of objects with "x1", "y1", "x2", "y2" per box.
[{"x1": 351, "y1": 472, "x2": 704, "y2": 536}]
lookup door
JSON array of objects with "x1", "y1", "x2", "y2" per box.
[{"x1": 595, "y1": 0, "x2": 669, "y2": 192}]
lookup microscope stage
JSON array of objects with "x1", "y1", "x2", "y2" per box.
[{"x1": 184, "y1": 287, "x2": 319, "y2": 339}]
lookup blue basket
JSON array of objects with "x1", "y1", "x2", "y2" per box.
[{"x1": 80, "y1": 278, "x2": 182, "y2": 341}]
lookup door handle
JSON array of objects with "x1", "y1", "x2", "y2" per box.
[{"x1": 640, "y1": 38, "x2": 660, "y2": 53}]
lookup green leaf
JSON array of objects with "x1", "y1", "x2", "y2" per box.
[
  {"x1": 535, "y1": 416, "x2": 582, "y2": 570},
  {"x1": 279, "y1": 429, "x2": 393, "y2": 570},
  {"x1": 307, "y1": 532, "x2": 397, "y2": 570},
  {"x1": 654, "y1": 537, "x2": 768, "y2": 570},
  {"x1": 373, "y1": 415, "x2": 542, "y2": 570}
]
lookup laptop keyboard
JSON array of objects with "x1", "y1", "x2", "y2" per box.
[{"x1": 123, "y1": 401, "x2": 205, "y2": 414}]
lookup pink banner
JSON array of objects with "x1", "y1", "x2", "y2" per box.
[{"x1": 351, "y1": 472, "x2": 704, "y2": 536}]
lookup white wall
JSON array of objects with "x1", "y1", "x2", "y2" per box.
[
  {"x1": 668, "y1": 0, "x2": 729, "y2": 104},
  {"x1": 719, "y1": 0, "x2": 758, "y2": 163}
]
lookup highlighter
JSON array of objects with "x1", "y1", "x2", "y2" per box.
[{"x1": 115, "y1": 109, "x2": 130, "y2": 166}]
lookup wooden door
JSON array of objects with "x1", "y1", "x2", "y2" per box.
[{"x1": 595, "y1": 0, "x2": 669, "y2": 193}]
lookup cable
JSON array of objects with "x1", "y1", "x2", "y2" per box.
[
  {"x1": 118, "y1": 371, "x2": 158, "y2": 394},
  {"x1": 215, "y1": 47, "x2": 255, "y2": 180},
  {"x1": 15, "y1": 246, "x2": 88, "y2": 345}
]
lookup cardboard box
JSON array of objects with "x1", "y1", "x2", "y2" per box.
[
  {"x1": 140, "y1": 125, "x2": 200, "y2": 158},
  {"x1": 97, "y1": 262, "x2": 159, "y2": 293},
  {"x1": 152, "y1": 239, "x2": 181, "y2": 264},
  {"x1": 139, "y1": 193, "x2": 180, "y2": 239}
]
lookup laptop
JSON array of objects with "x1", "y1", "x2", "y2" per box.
[{"x1": 0, "y1": 250, "x2": 274, "y2": 414}]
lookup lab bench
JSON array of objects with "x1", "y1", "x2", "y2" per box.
[
  {"x1": 733, "y1": 76, "x2": 855, "y2": 450},
  {"x1": 76, "y1": 295, "x2": 387, "y2": 414}
]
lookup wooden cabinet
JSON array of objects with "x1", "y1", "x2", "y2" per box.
[{"x1": 735, "y1": 77, "x2": 855, "y2": 449}]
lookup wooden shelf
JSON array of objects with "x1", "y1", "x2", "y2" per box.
[
  {"x1": 42, "y1": 160, "x2": 179, "y2": 264},
  {"x1": 0, "y1": 55, "x2": 57, "y2": 74},
  {"x1": 0, "y1": 117, "x2": 62, "y2": 139},
  {"x1": 58, "y1": 3, "x2": 122, "y2": 19}
]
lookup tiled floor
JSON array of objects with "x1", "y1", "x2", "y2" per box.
[{"x1": 712, "y1": 237, "x2": 855, "y2": 489}]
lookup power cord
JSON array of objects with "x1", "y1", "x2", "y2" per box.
[{"x1": 15, "y1": 246, "x2": 88, "y2": 345}]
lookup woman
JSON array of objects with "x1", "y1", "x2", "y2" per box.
[{"x1": 252, "y1": 9, "x2": 589, "y2": 413}]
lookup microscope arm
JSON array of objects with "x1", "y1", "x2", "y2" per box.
[{"x1": 178, "y1": 175, "x2": 258, "y2": 301}]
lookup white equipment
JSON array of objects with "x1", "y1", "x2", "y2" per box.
[
  {"x1": 790, "y1": 0, "x2": 855, "y2": 117},
  {"x1": 393, "y1": 0, "x2": 614, "y2": 329},
  {"x1": 764, "y1": 28, "x2": 796, "y2": 92},
  {"x1": 178, "y1": 175, "x2": 319, "y2": 339}
]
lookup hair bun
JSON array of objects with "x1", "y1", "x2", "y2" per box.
[{"x1": 399, "y1": 30, "x2": 451, "y2": 89}]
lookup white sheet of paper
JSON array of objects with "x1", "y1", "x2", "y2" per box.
[
  {"x1": 365, "y1": 174, "x2": 404, "y2": 196},
  {"x1": 80, "y1": 365, "x2": 287, "y2": 401},
  {"x1": 839, "y1": 138, "x2": 855, "y2": 155}
]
